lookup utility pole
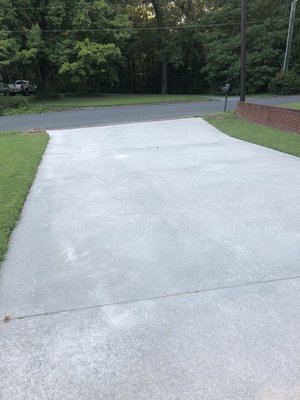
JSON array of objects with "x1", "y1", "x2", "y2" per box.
[
  {"x1": 283, "y1": 0, "x2": 298, "y2": 71},
  {"x1": 240, "y1": 0, "x2": 246, "y2": 102}
]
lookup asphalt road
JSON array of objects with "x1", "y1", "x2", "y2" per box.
[
  {"x1": 1, "y1": 119, "x2": 300, "y2": 399},
  {"x1": 1, "y1": 94, "x2": 300, "y2": 131}
]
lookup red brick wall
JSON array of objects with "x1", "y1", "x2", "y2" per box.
[{"x1": 236, "y1": 102, "x2": 300, "y2": 134}]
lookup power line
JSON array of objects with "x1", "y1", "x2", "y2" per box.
[
  {"x1": 11, "y1": 5, "x2": 132, "y2": 10},
  {"x1": 0, "y1": 19, "x2": 288, "y2": 33},
  {"x1": 283, "y1": 0, "x2": 298, "y2": 70},
  {"x1": 3, "y1": 2, "x2": 150, "y2": 10}
]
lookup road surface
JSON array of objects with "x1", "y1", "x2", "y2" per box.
[{"x1": 1, "y1": 95, "x2": 300, "y2": 131}]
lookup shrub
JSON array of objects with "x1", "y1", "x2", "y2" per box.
[
  {"x1": 0, "y1": 96, "x2": 29, "y2": 115},
  {"x1": 268, "y1": 70, "x2": 300, "y2": 95},
  {"x1": 35, "y1": 91, "x2": 61, "y2": 100}
]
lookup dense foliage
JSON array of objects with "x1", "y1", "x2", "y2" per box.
[
  {"x1": 268, "y1": 70, "x2": 300, "y2": 94},
  {"x1": 0, "y1": 0, "x2": 299, "y2": 94}
]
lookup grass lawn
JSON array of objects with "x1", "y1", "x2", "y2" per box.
[
  {"x1": 0, "y1": 131, "x2": 48, "y2": 261},
  {"x1": 204, "y1": 111, "x2": 300, "y2": 158},
  {"x1": 1, "y1": 94, "x2": 213, "y2": 116},
  {"x1": 38, "y1": 94, "x2": 213, "y2": 108},
  {"x1": 247, "y1": 93, "x2": 276, "y2": 98},
  {"x1": 279, "y1": 102, "x2": 300, "y2": 110}
]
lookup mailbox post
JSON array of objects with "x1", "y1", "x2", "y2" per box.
[{"x1": 222, "y1": 83, "x2": 231, "y2": 112}]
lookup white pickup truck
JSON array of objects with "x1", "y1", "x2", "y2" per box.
[{"x1": 8, "y1": 80, "x2": 38, "y2": 96}]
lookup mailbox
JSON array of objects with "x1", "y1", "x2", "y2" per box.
[
  {"x1": 222, "y1": 83, "x2": 231, "y2": 94},
  {"x1": 222, "y1": 83, "x2": 231, "y2": 111}
]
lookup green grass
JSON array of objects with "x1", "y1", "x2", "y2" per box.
[
  {"x1": 37, "y1": 94, "x2": 213, "y2": 108},
  {"x1": 204, "y1": 111, "x2": 300, "y2": 158},
  {"x1": 279, "y1": 102, "x2": 300, "y2": 110},
  {"x1": 0, "y1": 131, "x2": 48, "y2": 261},
  {"x1": 1, "y1": 94, "x2": 214, "y2": 116},
  {"x1": 247, "y1": 93, "x2": 276, "y2": 98}
]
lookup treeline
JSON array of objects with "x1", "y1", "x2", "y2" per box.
[{"x1": 0, "y1": 0, "x2": 300, "y2": 95}]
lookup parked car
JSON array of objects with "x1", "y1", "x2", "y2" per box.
[
  {"x1": 0, "y1": 82, "x2": 10, "y2": 95},
  {"x1": 8, "y1": 80, "x2": 38, "y2": 96}
]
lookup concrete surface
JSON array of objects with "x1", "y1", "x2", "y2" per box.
[
  {"x1": 1, "y1": 94, "x2": 300, "y2": 131},
  {"x1": 1, "y1": 118, "x2": 300, "y2": 399}
]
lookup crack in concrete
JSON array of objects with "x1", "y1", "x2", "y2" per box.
[{"x1": 3, "y1": 274, "x2": 300, "y2": 323}]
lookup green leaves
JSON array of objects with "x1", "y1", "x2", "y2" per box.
[
  {"x1": 0, "y1": 0, "x2": 299, "y2": 94},
  {"x1": 201, "y1": 0, "x2": 294, "y2": 93},
  {"x1": 58, "y1": 39, "x2": 123, "y2": 86}
]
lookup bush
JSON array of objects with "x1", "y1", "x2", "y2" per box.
[
  {"x1": 35, "y1": 91, "x2": 61, "y2": 100},
  {"x1": 268, "y1": 70, "x2": 300, "y2": 95},
  {"x1": 0, "y1": 96, "x2": 29, "y2": 115}
]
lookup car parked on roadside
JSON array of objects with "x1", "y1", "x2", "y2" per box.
[
  {"x1": 0, "y1": 82, "x2": 10, "y2": 95},
  {"x1": 8, "y1": 80, "x2": 38, "y2": 96}
]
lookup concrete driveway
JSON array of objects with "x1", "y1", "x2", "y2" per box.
[{"x1": 1, "y1": 118, "x2": 300, "y2": 399}]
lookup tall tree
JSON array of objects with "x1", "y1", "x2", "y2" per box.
[{"x1": 1, "y1": 0, "x2": 299, "y2": 94}]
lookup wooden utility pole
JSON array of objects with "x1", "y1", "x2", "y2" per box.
[
  {"x1": 240, "y1": 0, "x2": 246, "y2": 102},
  {"x1": 150, "y1": 0, "x2": 168, "y2": 95},
  {"x1": 283, "y1": 0, "x2": 298, "y2": 71}
]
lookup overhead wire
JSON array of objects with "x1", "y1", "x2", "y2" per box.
[{"x1": 1, "y1": 19, "x2": 289, "y2": 34}]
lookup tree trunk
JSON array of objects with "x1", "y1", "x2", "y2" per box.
[
  {"x1": 161, "y1": 55, "x2": 168, "y2": 95},
  {"x1": 132, "y1": 58, "x2": 137, "y2": 93},
  {"x1": 6, "y1": 68, "x2": 12, "y2": 84},
  {"x1": 150, "y1": 0, "x2": 168, "y2": 95}
]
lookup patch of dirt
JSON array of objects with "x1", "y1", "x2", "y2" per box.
[{"x1": 19, "y1": 128, "x2": 47, "y2": 136}]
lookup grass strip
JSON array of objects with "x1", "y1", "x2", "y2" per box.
[
  {"x1": 279, "y1": 102, "x2": 300, "y2": 110},
  {"x1": 0, "y1": 130, "x2": 48, "y2": 261},
  {"x1": 1, "y1": 94, "x2": 214, "y2": 116},
  {"x1": 204, "y1": 111, "x2": 300, "y2": 158}
]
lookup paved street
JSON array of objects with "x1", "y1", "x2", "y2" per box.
[
  {"x1": 1, "y1": 118, "x2": 300, "y2": 399},
  {"x1": 1, "y1": 94, "x2": 300, "y2": 131}
]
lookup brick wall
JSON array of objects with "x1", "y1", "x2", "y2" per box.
[{"x1": 236, "y1": 102, "x2": 300, "y2": 134}]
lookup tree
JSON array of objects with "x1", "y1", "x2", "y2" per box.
[
  {"x1": 201, "y1": 0, "x2": 294, "y2": 93},
  {"x1": 58, "y1": 39, "x2": 123, "y2": 92},
  {"x1": 0, "y1": 0, "x2": 20, "y2": 82},
  {"x1": 1, "y1": 0, "x2": 299, "y2": 95}
]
